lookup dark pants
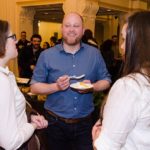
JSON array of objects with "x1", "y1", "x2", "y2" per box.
[{"x1": 45, "y1": 112, "x2": 93, "y2": 150}]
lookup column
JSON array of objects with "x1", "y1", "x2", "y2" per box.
[
  {"x1": 63, "y1": 0, "x2": 99, "y2": 33},
  {"x1": 129, "y1": 0, "x2": 147, "y2": 10},
  {"x1": 19, "y1": 7, "x2": 35, "y2": 40}
]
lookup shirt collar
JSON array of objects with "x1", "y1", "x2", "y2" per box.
[
  {"x1": 0, "y1": 66, "x2": 10, "y2": 75},
  {"x1": 58, "y1": 42, "x2": 85, "y2": 53}
]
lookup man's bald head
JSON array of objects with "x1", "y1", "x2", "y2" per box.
[{"x1": 62, "y1": 12, "x2": 84, "y2": 25}]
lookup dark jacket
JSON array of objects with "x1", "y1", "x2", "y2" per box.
[{"x1": 18, "y1": 45, "x2": 43, "y2": 78}]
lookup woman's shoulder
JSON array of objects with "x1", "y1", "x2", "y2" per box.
[{"x1": 112, "y1": 73, "x2": 150, "y2": 93}]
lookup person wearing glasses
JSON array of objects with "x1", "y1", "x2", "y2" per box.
[
  {"x1": 0, "y1": 20, "x2": 48, "y2": 150},
  {"x1": 92, "y1": 11, "x2": 150, "y2": 150},
  {"x1": 18, "y1": 34, "x2": 43, "y2": 78}
]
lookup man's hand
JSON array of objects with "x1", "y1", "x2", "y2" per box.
[
  {"x1": 78, "y1": 80, "x2": 93, "y2": 93},
  {"x1": 56, "y1": 75, "x2": 70, "y2": 91},
  {"x1": 30, "y1": 65, "x2": 35, "y2": 70}
]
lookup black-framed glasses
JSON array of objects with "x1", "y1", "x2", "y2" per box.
[{"x1": 7, "y1": 34, "x2": 17, "y2": 41}]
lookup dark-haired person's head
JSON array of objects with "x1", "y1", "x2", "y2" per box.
[
  {"x1": 82, "y1": 29, "x2": 93, "y2": 43},
  {"x1": 43, "y1": 41, "x2": 50, "y2": 50},
  {"x1": 112, "y1": 35, "x2": 118, "y2": 43},
  {"x1": 20, "y1": 31, "x2": 27, "y2": 41},
  {"x1": 0, "y1": 20, "x2": 17, "y2": 59},
  {"x1": 50, "y1": 36, "x2": 57, "y2": 43},
  {"x1": 84, "y1": 29, "x2": 93, "y2": 39},
  {"x1": 101, "y1": 39, "x2": 113, "y2": 52},
  {"x1": 50, "y1": 36, "x2": 57, "y2": 47},
  {"x1": 122, "y1": 11, "x2": 150, "y2": 77},
  {"x1": 30, "y1": 34, "x2": 42, "y2": 49}
]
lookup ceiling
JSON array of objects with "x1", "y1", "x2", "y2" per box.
[{"x1": 25, "y1": 3, "x2": 125, "y2": 23}]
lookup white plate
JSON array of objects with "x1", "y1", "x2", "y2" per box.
[{"x1": 70, "y1": 82, "x2": 93, "y2": 90}]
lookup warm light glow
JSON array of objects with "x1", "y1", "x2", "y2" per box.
[{"x1": 38, "y1": 21, "x2": 40, "y2": 27}]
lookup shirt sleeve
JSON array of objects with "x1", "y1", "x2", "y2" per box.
[
  {"x1": 0, "y1": 74, "x2": 35, "y2": 150},
  {"x1": 94, "y1": 78, "x2": 140, "y2": 149}
]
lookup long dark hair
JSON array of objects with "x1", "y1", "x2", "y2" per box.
[
  {"x1": 0, "y1": 20, "x2": 9, "y2": 58},
  {"x1": 123, "y1": 11, "x2": 150, "y2": 81}
]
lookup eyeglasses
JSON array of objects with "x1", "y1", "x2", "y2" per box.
[{"x1": 7, "y1": 34, "x2": 17, "y2": 41}]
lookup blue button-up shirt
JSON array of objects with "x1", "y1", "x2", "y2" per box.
[{"x1": 31, "y1": 43, "x2": 111, "y2": 118}]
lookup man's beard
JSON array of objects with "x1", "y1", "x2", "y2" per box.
[{"x1": 63, "y1": 36, "x2": 82, "y2": 46}]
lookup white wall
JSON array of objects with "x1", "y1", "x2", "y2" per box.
[{"x1": 0, "y1": 0, "x2": 19, "y2": 76}]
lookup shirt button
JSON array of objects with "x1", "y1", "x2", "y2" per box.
[
  {"x1": 73, "y1": 65, "x2": 76, "y2": 67},
  {"x1": 74, "y1": 97, "x2": 77, "y2": 99},
  {"x1": 74, "y1": 107, "x2": 77, "y2": 111}
]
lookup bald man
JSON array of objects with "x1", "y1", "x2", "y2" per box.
[{"x1": 30, "y1": 12, "x2": 111, "y2": 150}]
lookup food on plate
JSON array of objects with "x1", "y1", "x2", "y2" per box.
[
  {"x1": 79, "y1": 82, "x2": 91, "y2": 88},
  {"x1": 70, "y1": 82, "x2": 93, "y2": 90}
]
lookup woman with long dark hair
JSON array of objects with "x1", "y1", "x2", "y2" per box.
[{"x1": 92, "y1": 11, "x2": 150, "y2": 150}]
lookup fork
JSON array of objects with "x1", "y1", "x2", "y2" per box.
[{"x1": 69, "y1": 74, "x2": 85, "y2": 80}]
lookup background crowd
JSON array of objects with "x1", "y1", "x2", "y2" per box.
[{"x1": 17, "y1": 27, "x2": 123, "y2": 83}]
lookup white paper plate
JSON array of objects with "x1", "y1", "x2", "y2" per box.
[{"x1": 70, "y1": 82, "x2": 93, "y2": 90}]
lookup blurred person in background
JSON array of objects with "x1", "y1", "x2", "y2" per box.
[
  {"x1": 16, "y1": 31, "x2": 30, "y2": 76},
  {"x1": 100, "y1": 39, "x2": 115, "y2": 83},
  {"x1": 108, "y1": 35, "x2": 123, "y2": 83},
  {"x1": 50, "y1": 36, "x2": 58, "y2": 47},
  {"x1": 82, "y1": 29, "x2": 98, "y2": 48},
  {"x1": 16, "y1": 31, "x2": 30, "y2": 53},
  {"x1": 111, "y1": 35, "x2": 120, "y2": 59},
  {"x1": 42, "y1": 41, "x2": 50, "y2": 50},
  {"x1": 18, "y1": 34, "x2": 43, "y2": 78}
]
